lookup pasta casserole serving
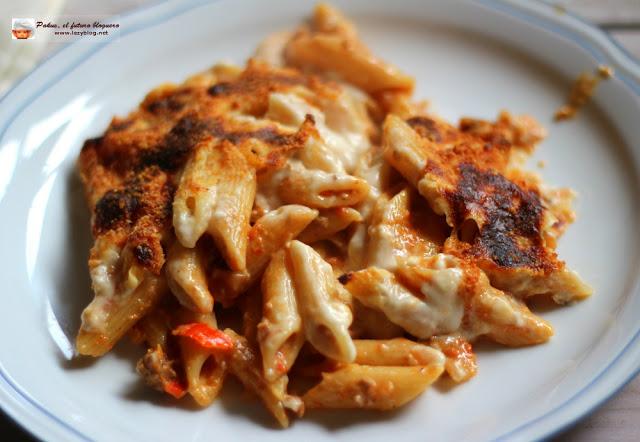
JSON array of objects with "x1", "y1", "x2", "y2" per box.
[{"x1": 75, "y1": 3, "x2": 592, "y2": 426}]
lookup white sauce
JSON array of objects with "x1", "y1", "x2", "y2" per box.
[
  {"x1": 418, "y1": 267, "x2": 465, "y2": 332},
  {"x1": 483, "y1": 291, "x2": 527, "y2": 328},
  {"x1": 266, "y1": 92, "x2": 370, "y2": 174},
  {"x1": 81, "y1": 242, "x2": 142, "y2": 333},
  {"x1": 367, "y1": 223, "x2": 401, "y2": 270},
  {"x1": 361, "y1": 267, "x2": 464, "y2": 339},
  {"x1": 256, "y1": 86, "x2": 372, "y2": 220}
]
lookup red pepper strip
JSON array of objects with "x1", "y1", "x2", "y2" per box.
[
  {"x1": 172, "y1": 323, "x2": 234, "y2": 352},
  {"x1": 163, "y1": 380, "x2": 187, "y2": 399},
  {"x1": 275, "y1": 351, "x2": 288, "y2": 374}
]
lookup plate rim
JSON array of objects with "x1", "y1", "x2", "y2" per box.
[{"x1": 0, "y1": 0, "x2": 639, "y2": 441}]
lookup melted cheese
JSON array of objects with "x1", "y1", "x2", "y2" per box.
[
  {"x1": 367, "y1": 223, "x2": 401, "y2": 270},
  {"x1": 266, "y1": 91, "x2": 370, "y2": 173},
  {"x1": 288, "y1": 240, "x2": 356, "y2": 362},
  {"x1": 81, "y1": 242, "x2": 142, "y2": 333},
  {"x1": 355, "y1": 267, "x2": 463, "y2": 340},
  {"x1": 255, "y1": 86, "x2": 372, "y2": 217}
]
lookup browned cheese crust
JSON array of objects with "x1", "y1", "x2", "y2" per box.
[
  {"x1": 78, "y1": 61, "x2": 334, "y2": 275},
  {"x1": 383, "y1": 112, "x2": 591, "y2": 301}
]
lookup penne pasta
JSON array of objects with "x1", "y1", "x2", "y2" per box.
[
  {"x1": 210, "y1": 205, "x2": 318, "y2": 306},
  {"x1": 77, "y1": 236, "x2": 167, "y2": 356},
  {"x1": 172, "y1": 138, "x2": 256, "y2": 272},
  {"x1": 257, "y1": 250, "x2": 305, "y2": 382},
  {"x1": 470, "y1": 281, "x2": 554, "y2": 346},
  {"x1": 297, "y1": 207, "x2": 362, "y2": 244},
  {"x1": 366, "y1": 187, "x2": 444, "y2": 271},
  {"x1": 172, "y1": 138, "x2": 220, "y2": 249},
  {"x1": 285, "y1": 4, "x2": 414, "y2": 94},
  {"x1": 165, "y1": 240, "x2": 214, "y2": 313},
  {"x1": 382, "y1": 115, "x2": 428, "y2": 187},
  {"x1": 174, "y1": 312, "x2": 227, "y2": 406},
  {"x1": 429, "y1": 336, "x2": 477, "y2": 383},
  {"x1": 303, "y1": 363, "x2": 443, "y2": 410},
  {"x1": 224, "y1": 329, "x2": 304, "y2": 427},
  {"x1": 343, "y1": 265, "x2": 464, "y2": 340},
  {"x1": 77, "y1": 273, "x2": 166, "y2": 356},
  {"x1": 180, "y1": 338, "x2": 227, "y2": 406},
  {"x1": 206, "y1": 140, "x2": 256, "y2": 272},
  {"x1": 279, "y1": 162, "x2": 369, "y2": 208},
  {"x1": 397, "y1": 257, "x2": 554, "y2": 346},
  {"x1": 287, "y1": 240, "x2": 356, "y2": 363},
  {"x1": 353, "y1": 338, "x2": 445, "y2": 368}
]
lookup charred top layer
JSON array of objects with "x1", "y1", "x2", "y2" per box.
[
  {"x1": 406, "y1": 116, "x2": 446, "y2": 143},
  {"x1": 446, "y1": 163, "x2": 548, "y2": 270},
  {"x1": 77, "y1": 62, "x2": 329, "y2": 275},
  {"x1": 93, "y1": 167, "x2": 173, "y2": 236}
]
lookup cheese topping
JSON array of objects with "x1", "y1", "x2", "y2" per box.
[{"x1": 81, "y1": 241, "x2": 143, "y2": 333}]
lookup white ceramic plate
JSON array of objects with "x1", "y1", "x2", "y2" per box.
[{"x1": 1, "y1": 0, "x2": 639, "y2": 440}]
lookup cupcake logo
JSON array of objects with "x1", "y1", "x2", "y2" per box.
[{"x1": 12, "y1": 18, "x2": 36, "y2": 40}]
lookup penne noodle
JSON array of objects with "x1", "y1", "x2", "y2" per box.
[
  {"x1": 173, "y1": 138, "x2": 256, "y2": 272},
  {"x1": 257, "y1": 250, "x2": 305, "y2": 382},
  {"x1": 344, "y1": 266, "x2": 463, "y2": 340},
  {"x1": 172, "y1": 138, "x2": 220, "y2": 249},
  {"x1": 165, "y1": 240, "x2": 214, "y2": 313},
  {"x1": 367, "y1": 187, "x2": 444, "y2": 271},
  {"x1": 297, "y1": 207, "x2": 362, "y2": 244},
  {"x1": 180, "y1": 338, "x2": 227, "y2": 406},
  {"x1": 471, "y1": 281, "x2": 554, "y2": 346},
  {"x1": 210, "y1": 205, "x2": 318, "y2": 306},
  {"x1": 397, "y1": 256, "x2": 554, "y2": 346},
  {"x1": 382, "y1": 115, "x2": 428, "y2": 188},
  {"x1": 285, "y1": 5, "x2": 414, "y2": 94},
  {"x1": 287, "y1": 240, "x2": 356, "y2": 362},
  {"x1": 429, "y1": 336, "x2": 477, "y2": 383},
  {"x1": 286, "y1": 34, "x2": 414, "y2": 94},
  {"x1": 77, "y1": 237, "x2": 167, "y2": 356},
  {"x1": 350, "y1": 299, "x2": 404, "y2": 340},
  {"x1": 279, "y1": 162, "x2": 369, "y2": 208},
  {"x1": 224, "y1": 329, "x2": 303, "y2": 427},
  {"x1": 77, "y1": 273, "x2": 166, "y2": 356},
  {"x1": 302, "y1": 363, "x2": 443, "y2": 410},
  {"x1": 175, "y1": 312, "x2": 226, "y2": 406},
  {"x1": 353, "y1": 338, "x2": 445, "y2": 368},
  {"x1": 206, "y1": 141, "x2": 256, "y2": 272}
]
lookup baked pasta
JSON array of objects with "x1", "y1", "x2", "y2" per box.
[{"x1": 75, "y1": 3, "x2": 591, "y2": 427}]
